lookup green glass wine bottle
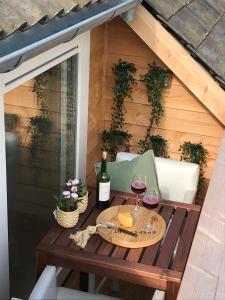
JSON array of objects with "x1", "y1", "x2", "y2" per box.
[{"x1": 96, "y1": 151, "x2": 110, "y2": 210}]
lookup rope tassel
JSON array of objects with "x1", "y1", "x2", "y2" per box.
[{"x1": 70, "y1": 224, "x2": 106, "y2": 249}]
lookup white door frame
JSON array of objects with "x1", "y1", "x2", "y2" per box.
[{"x1": 0, "y1": 31, "x2": 90, "y2": 299}]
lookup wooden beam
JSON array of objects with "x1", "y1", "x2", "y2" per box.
[
  {"x1": 177, "y1": 132, "x2": 225, "y2": 299},
  {"x1": 125, "y1": 5, "x2": 225, "y2": 126}
]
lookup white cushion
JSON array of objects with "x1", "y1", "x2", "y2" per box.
[
  {"x1": 152, "y1": 290, "x2": 165, "y2": 300},
  {"x1": 116, "y1": 152, "x2": 139, "y2": 162},
  {"x1": 116, "y1": 152, "x2": 200, "y2": 204},
  {"x1": 155, "y1": 157, "x2": 199, "y2": 203}
]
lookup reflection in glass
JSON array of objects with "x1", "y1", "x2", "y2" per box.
[{"x1": 5, "y1": 56, "x2": 78, "y2": 298}]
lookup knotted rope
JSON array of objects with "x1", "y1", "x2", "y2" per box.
[{"x1": 70, "y1": 224, "x2": 106, "y2": 249}]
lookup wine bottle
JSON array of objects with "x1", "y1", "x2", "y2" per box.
[{"x1": 96, "y1": 151, "x2": 110, "y2": 210}]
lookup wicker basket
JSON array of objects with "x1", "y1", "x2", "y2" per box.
[
  {"x1": 56, "y1": 206, "x2": 79, "y2": 228},
  {"x1": 77, "y1": 192, "x2": 89, "y2": 214}
]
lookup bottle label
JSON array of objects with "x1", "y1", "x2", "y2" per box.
[{"x1": 99, "y1": 182, "x2": 110, "y2": 202}]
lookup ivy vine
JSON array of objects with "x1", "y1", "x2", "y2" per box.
[
  {"x1": 179, "y1": 141, "x2": 208, "y2": 200},
  {"x1": 139, "y1": 63, "x2": 171, "y2": 156},
  {"x1": 111, "y1": 59, "x2": 137, "y2": 130},
  {"x1": 102, "y1": 59, "x2": 137, "y2": 160},
  {"x1": 28, "y1": 70, "x2": 54, "y2": 163},
  {"x1": 141, "y1": 63, "x2": 171, "y2": 130}
]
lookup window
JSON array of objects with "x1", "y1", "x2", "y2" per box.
[{"x1": 0, "y1": 32, "x2": 90, "y2": 299}]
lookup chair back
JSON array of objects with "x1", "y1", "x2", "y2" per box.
[
  {"x1": 155, "y1": 157, "x2": 199, "y2": 203},
  {"x1": 28, "y1": 266, "x2": 57, "y2": 300},
  {"x1": 116, "y1": 152, "x2": 200, "y2": 204}
]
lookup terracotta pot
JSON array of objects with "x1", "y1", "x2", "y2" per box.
[
  {"x1": 77, "y1": 192, "x2": 88, "y2": 213},
  {"x1": 56, "y1": 206, "x2": 79, "y2": 228}
]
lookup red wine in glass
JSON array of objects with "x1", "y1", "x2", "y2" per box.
[
  {"x1": 131, "y1": 175, "x2": 146, "y2": 214},
  {"x1": 143, "y1": 189, "x2": 160, "y2": 209},
  {"x1": 131, "y1": 180, "x2": 146, "y2": 194},
  {"x1": 143, "y1": 194, "x2": 159, "y2": 209}
]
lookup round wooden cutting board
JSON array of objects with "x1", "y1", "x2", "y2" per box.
[{"x1": 96, "y1": 205, "x2": 166, "y2": 248}]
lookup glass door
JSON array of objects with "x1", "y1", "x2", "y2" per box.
[{"x1": 4, "y1": 56, "x2": 78, "y2": 298}]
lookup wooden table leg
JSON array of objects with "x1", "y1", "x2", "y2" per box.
[
  {"x1": 165, "y1": 281, "x2": 180, "y2": 300},
  {"x1": 79, "y1": 272, "x2": 89, "y2": 292},
  {"x1": 36, "y1": 250, "x2": 47, "y2": 278}
]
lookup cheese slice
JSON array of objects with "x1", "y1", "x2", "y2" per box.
[{"x1": 118, "y1": 212, "x2": 133, "y2": 228}]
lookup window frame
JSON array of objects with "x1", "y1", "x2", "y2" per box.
[{"x1": 0, "y1": 31, "x2": 90, "y2": 298}]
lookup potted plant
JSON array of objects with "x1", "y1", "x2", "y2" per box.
[
  {"x1": 179, "y1": 141, "x2": 208, "y2": 201},
  {"x1": 55, "y1": 179, "x2": 88, "y2": 228},
  {"x1": 69, "y1": 179, "x2": 88, "y2": 214}
]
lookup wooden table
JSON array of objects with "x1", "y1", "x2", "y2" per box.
[{"x1": 36, "y1": 188, "x2": 200, "y2": 300}]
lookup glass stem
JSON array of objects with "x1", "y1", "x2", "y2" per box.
[{"x1": 135, "y1": 193, "x2": 139, "y2": 210}]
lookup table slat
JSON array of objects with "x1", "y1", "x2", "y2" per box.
[
  {"x1": 160, "y1": 199, "x2": 200, "y2": 212},
  {"x1": 111, "y1": 246, "x2": 128, "y2": 259},
  {"x1": 172, "y1": 210, "x2": 200, "y2": 272},
  {"x1": 140, "y1": 205, "x2": 174, "y2": 265},
  {"x1": 40, "y1": 224, "x2": 64, "y2": 245},
  {"x1": 156, "y1": 207, "x2": 187, "y2": 269}
]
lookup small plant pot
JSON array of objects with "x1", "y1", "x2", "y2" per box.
[
  {"x1": 56, "y1": 206, "x2": 79, "y2": 228},
  {"x1": 112, "y1": 135, "x2": 125, "y2": 147},
  {"x1": 77, "y1": 192, "x2": 89, "y2": 214}
]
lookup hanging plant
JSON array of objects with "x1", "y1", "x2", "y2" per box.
[
  {"x1": 179, "y1": 141, "x2": 208, "y2": 199},
  {"x1": 27, "y1": 115, "x2": 52, "y2": 162},
  {"x1": 139, "y1": 63, "x2": 171, "y2": 155},
  {"x1": 28, "y1": 70, "x2": 54, "y2": 163},
  {"x1": 32, "y1": 69, "x2": 55, "y2": 113},
  {"x1": 5, "y1": 113, "x2": 20, "y2": 132},
  {"x1": 111, "y1": 59, "x2": 137, "y2": 130},
  {"x1": 139, "y1": 134, "x2": 169, "y2": 158},
  {"x1": 141, "y1": 63, "x2": 171, "y2": 129},
  {"x1": 102, "y1": 59, "x2": 137, "y2": 160}
]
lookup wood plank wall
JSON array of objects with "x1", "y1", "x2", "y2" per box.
[
  {"x1": 4, "y1": 77, "x2": 61, "y2": 214},
  {"x1": 87, "y1": 17, "x2": 224, "y2": 198},
  {"x1": 86, "y1": 25, "x2": 105, "y2": 185}
]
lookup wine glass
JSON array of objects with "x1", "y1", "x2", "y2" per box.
[
  {"x1": 143, "y1": 188, "x2": 160, "y2": 233},
  {"x1": 131, "y1": 174, "x2": 146, "y2": 214}
]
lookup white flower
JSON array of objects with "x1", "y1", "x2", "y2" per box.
[
  {"x1": 71, "y1": 186, "x2": 77, "y2": 192},
  {"x1": 71, "y1": 193, "x2": 78, "y2": 199},
  {"x1": 66, "y1": 179, "x2": 72, "y2": 186},
  {"x1": 71, "y1": 179, "x2": 79, "y2": 186},
  {"x1": 65, "y1": 195, "x2": 71, "y2": 198},
  {"x1": 63, "y1": 191, "x2": 70, "y2": 196}
]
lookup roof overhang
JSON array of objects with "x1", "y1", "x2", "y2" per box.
[
  {"x1": 126, "y1": 4, "x2": 225, "y2": 126},
  {"x1": 0, "y1": 0, "x2": 142, "y2": 73}
]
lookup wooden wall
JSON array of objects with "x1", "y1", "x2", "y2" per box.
[
  {"x1": 87, "y1": 17, "x2": 224, "y2": 197},
  {"x1": 4, "y1": 76, "x2": 61, "y2": 214},
  {"x1": 86, "y1": 25, "x2": 105, "y2": 185}
]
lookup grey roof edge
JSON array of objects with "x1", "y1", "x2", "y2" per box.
[
  {"x1": 142, "y1": 1, "x2": 225, "y2": 90},
  {"x1": 0, "y1": 0, "x2": 141, "y2": 73}
]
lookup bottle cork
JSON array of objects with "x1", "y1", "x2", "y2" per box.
[{"x1": 103, "y1": 151, "x2": 107, "y2": 159}]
